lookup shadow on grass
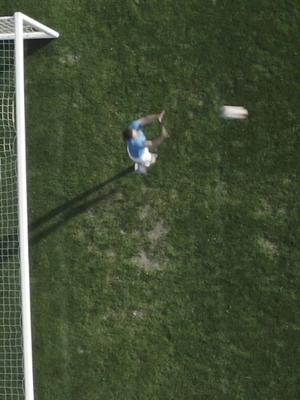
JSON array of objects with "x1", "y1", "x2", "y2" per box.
[
  {"x1": 29, "y1": 166, "x2": 133, "y2": 244},
  {"x1": 25, "y1": 39, "x2": 54, "y2": 56}
]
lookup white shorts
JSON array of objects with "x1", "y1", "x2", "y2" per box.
[
  {"x1": 127, "y1": 146, "x2": 155, "y2": 167},
  {"x1": 139, "y1": 147, "x2": 153, "y2": 167}
]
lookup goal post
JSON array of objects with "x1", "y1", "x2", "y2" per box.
[{"x1": 0, "y1": 12, "x2": 59, "y2": 400}]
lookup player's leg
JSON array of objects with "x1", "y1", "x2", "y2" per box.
[{"x1": 148, "y1": 125, "x2": 169, "y2": 150}]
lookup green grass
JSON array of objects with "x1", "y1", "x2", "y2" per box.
[{"x1": 1, "y1": 1, "x2": 300, "y2": 399}]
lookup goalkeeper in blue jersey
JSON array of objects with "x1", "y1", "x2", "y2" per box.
[{"x1": 123, "y1": 111, "x2": 169, "y2": 173}]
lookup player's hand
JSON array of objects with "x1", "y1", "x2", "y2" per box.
[
  {"x1": 161, "y1": 125, "x2": 169, "y2": 138},
  {"x1": 158, "y1": 110, "x2": 165, "y2": 123}
]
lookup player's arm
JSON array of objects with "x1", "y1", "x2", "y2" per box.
[
  {"x1": 138, "y1": 110, "x2": 165, "y2": 126},
  {"x1": 145, "y1": 125, "x2": 169, "y2": 149}
]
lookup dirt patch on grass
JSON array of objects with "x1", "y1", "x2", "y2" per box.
[
  {"x1": 147, "y1": 220, "x2": 169, "y2": 244},
  {"x1": 132, "y1": 217, "x2": 170, "y2": 271},
  {"x1": 257, "y1": 237, "x2": 279, "y2": 259},
  {"x1": 138, "y1": 204, "x2": 151, "y2": 220},
  {"x1": 131, "y1": 250, "x2": 161, "y2": 271},
  {"x1": 59, "y1": 53, "x2": 80, "y2": 66}
]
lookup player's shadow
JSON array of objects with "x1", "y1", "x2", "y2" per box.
[{"x1": 29, "y1": 166, "x2": 133, "y2": 244}]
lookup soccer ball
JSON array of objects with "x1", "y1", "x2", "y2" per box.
[{"x1": 220, "y1": 105, "x2": 248, "y2": 120}]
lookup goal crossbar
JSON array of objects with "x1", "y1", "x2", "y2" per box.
[{"x1": 0, "y1": 12, "x2": 59, "y2": 40}]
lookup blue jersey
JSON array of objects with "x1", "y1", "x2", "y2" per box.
[{"x1": 127, "y1": 119, "x2": 147, "y2": 159}]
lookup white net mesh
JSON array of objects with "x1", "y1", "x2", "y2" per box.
[
  {"x1": 0, "y1": 18, "x2": 15, "y2": 37},
  {"x1": 0, "y1": 39, "x2": 25, "y2": 399},
  {"x1": 0, "y1": 17, "x2": 36, "y2": 39}
]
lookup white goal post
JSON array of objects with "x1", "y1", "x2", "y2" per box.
[{"x1": 0, "y1": 12, "x2": 59, "y2": 400}]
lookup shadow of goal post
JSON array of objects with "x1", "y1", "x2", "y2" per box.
[{"x1": 0, "y1": 12, "x2": 59, "y2": 400}]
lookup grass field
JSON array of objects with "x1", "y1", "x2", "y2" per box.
[{"x1": 1, "y1": 1, "x2": 300, "y2": 399}]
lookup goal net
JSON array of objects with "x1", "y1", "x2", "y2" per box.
[{"x1": 0, "y1": 13, "x2": 58, "y2": 400}]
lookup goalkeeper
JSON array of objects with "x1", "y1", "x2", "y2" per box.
[{"x1": 123, "y1": 111, "x2": 169, "y2": 173}]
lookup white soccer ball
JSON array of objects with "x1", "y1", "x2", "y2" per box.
[{"x1": 220, "y1": 105, "x2": 248, "y2": 120}]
